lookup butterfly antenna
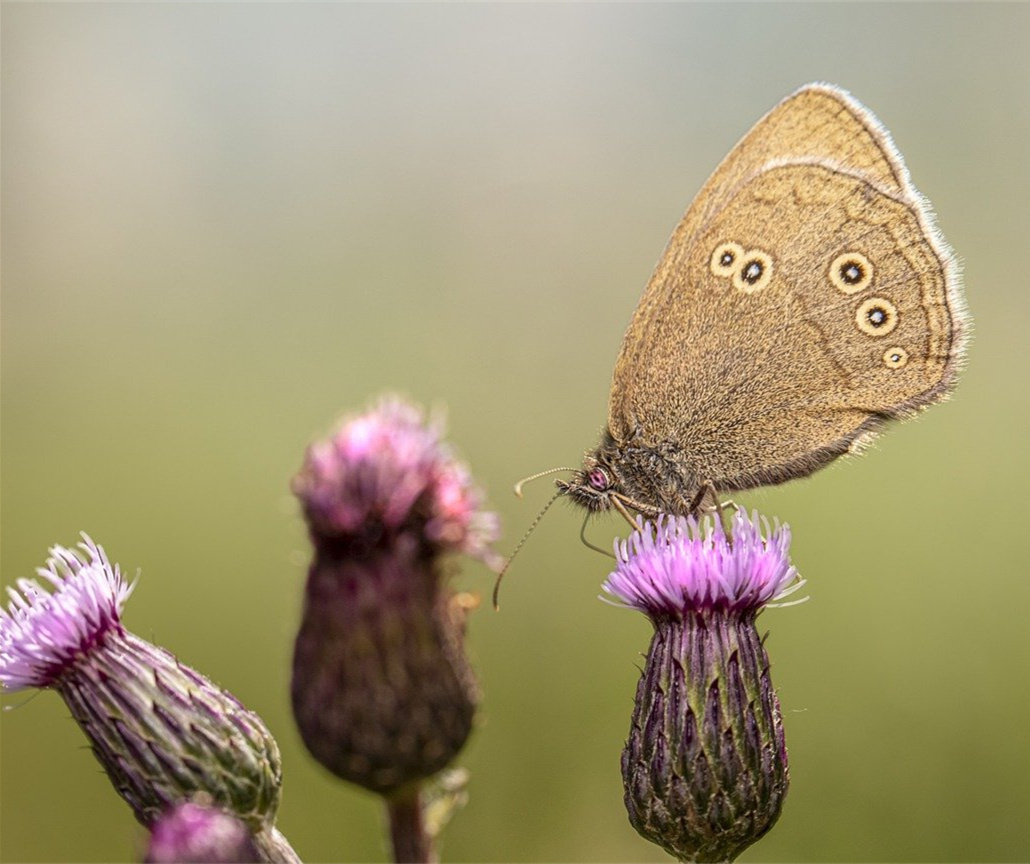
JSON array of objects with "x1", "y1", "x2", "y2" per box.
[
  {"x1": 492, "y1": 489, "x2": 562, "y2": 610},
  {"x1": 513, "y1": 467, "x2": 576, "y2": 498}
]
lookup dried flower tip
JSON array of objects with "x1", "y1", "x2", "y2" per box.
[
  {"x1": 604, "y1": 510, "x2": 802, "y2": 617},
  {"x1": 292, "y1": 396, "x2": 499, "y2": 563},
  {"x1": 0, "y1": 534, "x2": 133, "y2": 692}
]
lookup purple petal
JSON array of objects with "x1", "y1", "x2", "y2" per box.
[
  {"x1": 602, "y1": 511, "x2": 801, "y2": 617},
  {"x1": 292, "y1": 396, "x2": 499, "y2": 563},
  {"x1": 0, "y1": 534, "x2": 133, "y2": 691}
]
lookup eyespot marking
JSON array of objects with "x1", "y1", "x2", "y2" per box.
[
  {"x1": 732, "y1": 250, "x2": 773, "y2": 293},
  {"x1": 884, "y1": 347, "x2": 908, "y2": 369},
  {"x1": 855, "y1": 297, "x2": 898, "y2": 336},
  {"x1": 711, "y1": 242, "x2": 744, "y2": 277},
  {"x1": 830, "y1": 252, "x2": 874, "y2": 294}
]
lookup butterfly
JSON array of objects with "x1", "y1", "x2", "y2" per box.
[{"x1": 552, "y1": 83, "x2": 967, "y2": 523}]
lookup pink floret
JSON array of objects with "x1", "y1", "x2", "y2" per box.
[
  {"x1": 292, "y1": 397, "x2": 499, "y2": 564},
  {"x1": 0, "y1": 535, "x2": 134, "y2": 691},
  {"x1": 603, "y1": 510, "x2": 803, "y2": 617}
]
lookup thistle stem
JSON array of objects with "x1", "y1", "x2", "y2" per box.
[{"x1": 386, "y1": 786, "x2": 436, "y2": 864}]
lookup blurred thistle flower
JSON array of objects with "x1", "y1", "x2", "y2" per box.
[
  {"x1": 604, "y1": 510, "x2": 804, "y2": 863},
  {"x1": 0, "y1": 536, "x2": 299, "y2": 864},
  {"x1": 292, "y1": 398, "x2": 499, "y2": 567},
  {"x1": 145, "y1": 800, "x2": 259, "y2": 864},
  {"x1": 290, "y1": 396, "x2": 498, "y2": 861}
]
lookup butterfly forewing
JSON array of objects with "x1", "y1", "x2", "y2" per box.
[{"x1": 606, "y1": 84, "x2": 965, "y2": 494}]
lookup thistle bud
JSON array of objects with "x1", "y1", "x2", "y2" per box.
[
  {"x1": 0, "y1": 537, "x2": 297, "y2": 863},
  {"x1": 603, "y1": 511, "x2": 804, "y2": 863},
  {"x1": 290, "y1": 397, "x2": 498, "y2": 797},
  {"x1": 145, "y1": 801, "x2": 259, "y2": 864}
]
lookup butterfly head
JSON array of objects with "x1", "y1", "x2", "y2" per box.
[{"x1": 556, "y1": 458, "x2": 621, "y2": 513}]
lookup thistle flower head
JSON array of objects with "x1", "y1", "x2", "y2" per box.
[
  {"x1": 2, "y1": 537, "x2": 288, "y2": 839},
  {"x1": 612, "y1": 509, "x2": 800, "y2": 862},
  {"x1": 292, "y1": 397, "x2": 499, "y2": 563},
  {"x1": 604, "y1": 510, "x2": 801, "y2": 619},
  {"x1": 0, "y1": 534, "x2": 134, "y2": 692},
  {"x1": 291, "y1": 396, "x2": 495, "y2": 796},
  {"x1": 145, "y1": 801, "x2": 259, "y2": 864}
]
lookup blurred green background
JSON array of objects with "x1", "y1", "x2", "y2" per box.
[{"x1": 3, "y1": 3, "x2": 1029, "y2": 862}]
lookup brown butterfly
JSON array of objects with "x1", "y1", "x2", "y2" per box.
[{"x1": 554, "y1": 83, "x2": 968, "y2": 523}]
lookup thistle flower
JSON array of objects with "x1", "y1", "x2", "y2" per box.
[
  {"x1": 145, "y1": 801, "x2": 259, "y2": 864},
  {"x1": 291, "y1": 398, "x2": 499, "y2": 567},
  {"x1": 290, "y1": 397, "x2": 498, "y2": 861},
  {"x1": 604, "y1": 511, "x2": 803, "y2": 863},
  {"x1": 0, "y1": 536, "x2": 298, "y2": 864}
]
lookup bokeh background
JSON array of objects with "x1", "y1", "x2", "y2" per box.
[{"x1": 3, "y1": 3, "x2": 1029, "y2": 862}]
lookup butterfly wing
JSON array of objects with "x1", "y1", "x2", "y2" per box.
[{"x1": 608, "y1": 84, "x2": 967, "y2": 492}]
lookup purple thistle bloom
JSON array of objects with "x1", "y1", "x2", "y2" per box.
[
  {"x1": 609, "y1": 510, "x2": 802, "y2": 863},
  {"x1": 292, "y1": 397, "x2": 500, "y2": 565},
  {"x1": 0, "y1": 536, "x2": 299, "y2": 864},
  {"x1": 0, "y1": 535, "x2": 133, "y2": 691},
  {"x1": 145, "y1": 801, "x2": 260, "y2": 864},
  {"x1": 603, "y1": 510, "x2": 803, "y2": 617},
  {"x1": 290, "y1": 396, "x2": 496, "y2": 854}
]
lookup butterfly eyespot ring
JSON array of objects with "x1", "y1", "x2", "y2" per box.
[
  {"x1": 830, "y1": 252, "x2": 874, "y2": 294},
  {"x1": 587, "y1": 467, "x2": 611, "y2": 491},
  {"x1": 884, "y1": 347, "x2": 909, "y2": 369},
  {"x1": 710, "y1": 242, "x2": 744, "y2": 278},
  {"x1": 732, "y1": 249, "x2": 774, "y2": 293},
  {"x1": 856, "y1": 297, "x2": 898, "y2": 336}
]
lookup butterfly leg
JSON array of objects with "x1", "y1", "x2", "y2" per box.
[
  {"x1": 687, "y1": 482, "x2": 715, "y2": 515},
  {"x1": 610, "y1": 495, "x2": 642, "y2": 530},
  {"x1": 716, "y1": 497, "x2": 740, "y2": 538},
  {"x1": 689, "y1": 480, "x2": 731, "y2": 516},
  {"x1": 579, "y1": 512, "x2": 616, "y2": 559},
  {"x1": 691, "y1": 480, "x2": 739, "y2": 537}
]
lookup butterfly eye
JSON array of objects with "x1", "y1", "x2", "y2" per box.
[
  {"x1": 884, "y1": 347, "x2": 909, "y2": 369},
  {"x1": 587, "y1": 468, "x2": 610, "y2": 491},
  {"x1": 830, "y1": 252, "x2": 874, "y2": 294},
  {"x1": 710, "y1": 242, "x2": 744, "y2": 278},
  {"x1": 732, "y1": 250, "x2": 774, "y2": 293},
  {"x1": 855, "y1": 297, "x2": 899, "y2": 336}
]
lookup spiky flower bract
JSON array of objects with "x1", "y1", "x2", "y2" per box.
[
  {"x1": 290, "y1": 395, "x2": 497, "y2": 858},
  {"x1": 0, "y1": 536, "x2": 298, "y2": 863},
  {"x1": 605, "y1": 511, "x2": 802, "y2": 863}
]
